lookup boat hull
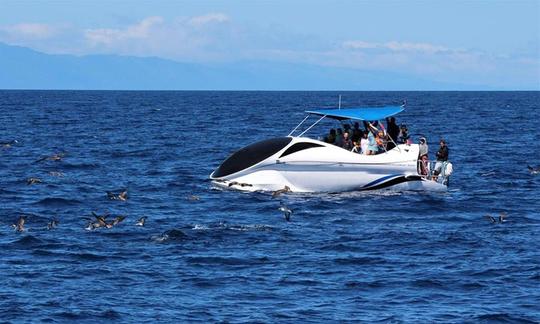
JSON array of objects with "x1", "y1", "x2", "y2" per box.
[{"x1": 210, "y1": 137, "x2": 447, "y2": 193}]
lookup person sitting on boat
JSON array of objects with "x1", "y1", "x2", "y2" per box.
[
  {"x1": 398, "y1": 124, "x2": 410, "y2": 144},
  {"x1": 324, "y1": 128, "x2": 336, "y2": 144},
  {"x1": 376, "y1": 130, "x2": 387, "y2": 153},
  {"x1": 419, "y1": 154, "x2": 430, "y2": 178},
  {"x1": 351, "y1": 141, "x2": 361, "y2": 154},
  {"x1": 432, "y1": 139, "x2": 449, "y2": 180},
  {"x1": 386, "y1": 116, "x2": 400, "y2": 150},
  {"x1": 342, "y1": 132, "x2": 353, "y2": 150}
]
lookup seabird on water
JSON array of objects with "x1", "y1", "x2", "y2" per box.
[
  {"x1": 187, "y1": 195, "x2": 200, "y2": 201},
  {"x1": 527, "y1": 165, "x2": 540, "y2": 175},
  {"x1": 35, "y1": 152, "x2": 65, "y2": 163},
  {"x1": 485, "y1": 215, "x2": 497, "y2": 224},
  {"x1": 135, "y1": 216, "x2": 147, "y2": 226},
  {"x1": 85, "y1": 211, "x2": 110, "y2": 230},
  {"x1": 485, "y1": 213, "x2": 508, "y2": 224},
  {"x1": 1, "y1": 140, "x2": 18, "y2": 148},
  {"x1": 27, "y1": 177, "x2": 42, "y2": 185},
  {"x1": 107, "y1": 190, "x2": 128, "y2": 201},
  {"x1": 47, "y1": 219, "x2": 59, "y2": 230},
  {"x1": 107, "y1": 215, "x2": 126, "y2": 228},
  {"x1": 278, "y1": 203, "x2": 293, "y2": 222},
  {"x1": 12, "y1": 216, "x2": 26, "y2": 232}
]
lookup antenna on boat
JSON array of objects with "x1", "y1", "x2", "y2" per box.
[{"x1": 338, "y1": 95, "x2": 342, "y2": 109}]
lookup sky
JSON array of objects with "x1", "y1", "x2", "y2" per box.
[{"x1": 0, "y1": 0, "x2": 539, "y2": 89}]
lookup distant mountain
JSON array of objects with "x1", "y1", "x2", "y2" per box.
[{"x1": 0, "y1": 42, "x2": 486, "y2": 90}]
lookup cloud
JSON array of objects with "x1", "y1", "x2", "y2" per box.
[
  {"x1": 0, "y1": 23, "x2": 57, "y2": 39},
  {"x1": 85, "y1": 16, "x2": 164, "y2": 46},
  {"x1": 188, "y1": 13, "x2": 230, "y2": 26},
  {"x1": 343, "y1": 40, "x2": 451, "y2": 53},
  {"x1": 0, "y1": 15, "x2": 536, "y2": 88}
]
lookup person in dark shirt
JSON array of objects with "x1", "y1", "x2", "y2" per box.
[
  {"x1": 325, "y1": 128, "x2": 336, "y2": 144},
  {"x1": 386, "y1": 117, "x2": 400, "y2": 150},
  {"x1": 351, "y1": 122, "x2": 362, "y2": 143},
  {"x1": 342, "y1": 132, "x2": 353, "y2": 150},
  {"x1": 433, "y1": 139, "x2": 449, "y2": 179},
  {"x1": 398, "y1": 124, "x2": 410, "y2": 144}
]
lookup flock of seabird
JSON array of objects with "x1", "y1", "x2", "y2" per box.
[
  {"x1": 5, "y1": 142, "x2": 535, "y2": 231},
  {"x1": 6, "y1": 151, "x2": 155, "y2": 233}
]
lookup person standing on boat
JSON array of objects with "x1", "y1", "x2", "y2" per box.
[
  {"x1": 351, "y1": 122, "x2": 362, "y2": 143},
  {"x1": 360, "y1": 131, "x2": 369, "y2": 154},
  {"x1": 418, "y1": 137, "x2": 429, "y2": 176},
  {"x1": 398, "y1": 124, "x2": 410, "y2": 144},
  {"x1": 366, "y1": 123, "x2": 379, "y2": 155},
  {"x1": 386, "y1": 117, "x2": 400, "y2": 150},
  {"x1": 335, "y1": 128, "x2": 344, "y2": 147},
  {"x1": 432, "y1": 139, "x2": 449, "y2": 180},
  {"x1": 418, "y1": 137, "x2": 429, "y2": 158}
]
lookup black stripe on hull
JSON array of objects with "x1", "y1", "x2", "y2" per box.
[{"x1": 360, "y1": 175, "x2": 423, "y2": 191}]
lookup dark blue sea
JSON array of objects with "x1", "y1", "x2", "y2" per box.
[{"x1": 1, "y1": 91, "x2": 539, "y2": 323}]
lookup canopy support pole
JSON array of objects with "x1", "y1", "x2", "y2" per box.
[
  {"x1": 298, "y1": 115, "x2": 326, "y2": 137},
  {"x1": 288, "y1": 115, "x2": 310, "y2": 136}
]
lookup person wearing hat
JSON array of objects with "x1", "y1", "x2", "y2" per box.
[
  {"x1": 418, "y1": 137, "x2": 429, "y2": 176},
  {"x1": 418, "y1": 137, "x2": 429, "y2": 159},
  {"x1": 432, "y1": 139, "x2": 449, "y2": 180}
]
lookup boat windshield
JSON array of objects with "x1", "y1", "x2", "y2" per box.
[{"x1": 212, "y1": 137, "x2": 292, "y2": 178}]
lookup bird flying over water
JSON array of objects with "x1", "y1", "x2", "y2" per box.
[
  {"x1": 272, "y1": 186, "x2": 291, "y2": 198},
  {"x1": 278, "y1": 203, "x2": 292, "y2": 222}
]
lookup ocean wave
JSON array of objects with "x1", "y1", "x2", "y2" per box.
[
  {"x1": 186, "y1": 255, "x2": 270, "y2": 266},
  {"x1": 34, "y1": 197, "x2": 82, "y2": 206},
  {"x1": 333, "y1": 256, "x2": 387, "y2": 265}
]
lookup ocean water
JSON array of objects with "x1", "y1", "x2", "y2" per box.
[{"x1": 0, "y1": 90, "x2": 539, "y2": 323}]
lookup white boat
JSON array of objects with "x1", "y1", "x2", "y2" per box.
[{"x1": 210, "y1": 105, "x2": 451, "y2": 193}]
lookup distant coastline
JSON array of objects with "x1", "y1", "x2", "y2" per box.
[{"x1": 2, "y1": 43, "x2": 535, "y2": 91}]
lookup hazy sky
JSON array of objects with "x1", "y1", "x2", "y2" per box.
[{"x1": 1, "y1": 0, "x2": 539, "y2": 89}]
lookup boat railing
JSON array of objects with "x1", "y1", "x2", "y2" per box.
[{"x1": 420, "y1": 160, "x2": 451, "y2": 185}]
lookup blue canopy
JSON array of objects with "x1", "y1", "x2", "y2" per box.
[{"x1": 306, "y1": 106, "x2": 404, "y2": 121}]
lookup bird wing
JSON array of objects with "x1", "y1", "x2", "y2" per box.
[
  {"x1": 95, "y1": 216, "x2": 108, "y2": 226},
  {"x1": 34, "y1": 156, "x2": 48, "y2": 163},
  {"x1": 112, "y1": 215, "x2": 126, "y2": 226}
]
